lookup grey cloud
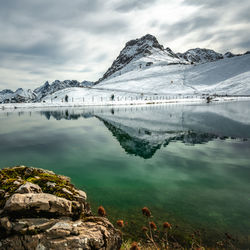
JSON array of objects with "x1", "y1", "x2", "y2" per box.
[
  {"x1": 0, "y1": 0, "x2": 249, "y2": 90},
  {"x1": 149, "y1": 20, "x2": 159, "y2": 28},
  {"x1": 183, "y1": 0, "x2": 243, "y2": 8},
  {"x1": 163, "y1": 16, "x2": 217, "y2": 40},
  {"x1": 0, "y1": 0, "x2": 122, "y2": 89},
  {"x1": 162, "y1": 0, "x2": 250, "y2": 53},
  {"x1": 183, "y1": 0, "x2": 250, "y2": 24},
  {"x1": 114, "y1": 0, "x2": 157, "y2": 12},
  {"x1": 237, "y1": 40, "x2": 250, "y2": 51},
  {"x1": 0, "y1": 40, "x2": 63, "y2": 59},
  {"x1": 80, "y1": 67, "x2": 93, "y2": 73},
  {"x1": 0, "y1": 0, "x2": 128, "y2": 60},
  {"x1": 82, "y1": 19, "x2": 129, "y2": 34},
  {"x1": 232, "y1": 6, "x2": 250, "y2": 23},
  {"x1": 214, "y1": 31, "x2": 250, "y2": 52},
  {"x1": 93, "y1": 53, "x2": 109, "y2": 62},
  {"x1": 0, "y1": 0, "x2": 102, "y2": 20},
  {"x1": 29, "y1": 70, "x2": 46, "y2": 75}
]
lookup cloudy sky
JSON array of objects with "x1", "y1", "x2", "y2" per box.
[{"x1": 0, "y1": 0, "x2": 250, "y2": 90}]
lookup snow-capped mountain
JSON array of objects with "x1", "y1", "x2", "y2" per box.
[
  {"x1": 80, "y1": 81, "x2": 94, "y2": 87},
  {"x1": 34, "y1": 80, "x2": 93, "y2": 101},
  {"x1": 42, "y1": 39, "x2": 250, "y2": 103},
  {"x1": 33, "y1": 81, "x2": 50, "y2": 100},
  {"x1": 224, "y1": 52, "x2": 236, "y2": 58},
  {"x1": 0, "y1": 89, "x2": 14, "y2": 95},
  {"x1": 0, "y1": 88, "x2": 36, "y2": 103},
  {"x1": 96, "y1": 34, "x2": 187, "y2": 83},
  {"x1": 176, "y1": 48, "x2": 223, "y2": 63},
  {"x1": 0, "y1": 90, "x2": 14, "y2": 103},
  {"x1": 90, "y1": 34, "x2": 250, "y2": 96},
  {"x1": 96, "y1": 35, "x2": 247, "y2": 84}
]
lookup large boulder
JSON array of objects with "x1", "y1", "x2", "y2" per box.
[
  {"x1": 0, "y1": 166, "x2": 122, "y2": 250},
  {"x1": 4, "y1": 193, "x2": 73, "y2": 216},
  {"x1": 0, "y1": 217, "x2": 121, "y2": 250}
]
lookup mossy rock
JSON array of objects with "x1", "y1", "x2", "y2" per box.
[{"x1": 0, "y1": 166, "x2": 82, "y2": 209}]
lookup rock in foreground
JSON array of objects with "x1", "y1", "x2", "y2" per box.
[{"x1": 0, "y1": 166, "x2": 122, "y2": 250}]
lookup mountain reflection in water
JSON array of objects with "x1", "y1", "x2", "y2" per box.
[{"x1": 39, "y1": 102, "x2": 250, "y2": 159}]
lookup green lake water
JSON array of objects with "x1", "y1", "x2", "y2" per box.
[{"x1": 0, "y1": 101, "x2": 250, "y2": 246}]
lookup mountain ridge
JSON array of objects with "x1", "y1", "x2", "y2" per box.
[{"x1": 96, "y1": 34, "x2": 247, "y2": 84}]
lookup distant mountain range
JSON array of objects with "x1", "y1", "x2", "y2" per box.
[
  {"x1": 0, "y1": 80, "x2": 93, "y2": 103},
  {"x1": 1, "y1": 34, "x2": 249, "y2": 103}
]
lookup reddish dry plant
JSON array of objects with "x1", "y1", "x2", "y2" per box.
[
  {"x1": 149, "y1": 221, "x2": 157, "y2": 231},
  {"x1": 163, "y1": 222, "x2": 171, "y2": 229},
  {"x1": 130, "y1": 242, "x2": 140, "y2": 250},
  {"x1": 97, "y1": 206, "x2": 106, "y2": 217},
  {"x1": 142, "y1": 207, "x2": 151, "y2": 217},
  {"x1": 116, "y1": 220, "x2": 124, "y2": 228},
  {"x1": 225, "y1": 233, "x2": 234, "y2": 241},
  {"x1": 142, "y1": 226, "x2": 148, "y2": 232}
]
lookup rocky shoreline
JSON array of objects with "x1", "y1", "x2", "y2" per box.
[{"x1": 0, "y1": 166, "x2": 122, "y2": 249}]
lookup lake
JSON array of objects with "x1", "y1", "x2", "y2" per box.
[{"x1": 0, "y1": 101, "x2": 250, "y2": 246}]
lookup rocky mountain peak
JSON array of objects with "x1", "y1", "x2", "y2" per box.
[
  {"x1": 0, "y1": 88, "x2": 36, "y2": 104},
  {"x1": 125, "y1": 34, "x2": 164, "y2": 51},
  {"x1": 34, "y1": 81, "x2": 50, "y2": 93},
  {"x1": 165, "y1": 47, "x2": 179, "y2": 58},
  {"x1": 224, "y1": 51, "x2": 235, "y2": 58},
  {"x1": 0, "y1": 89, "x2": 14, "y2": 95},
  {"x1": 34, "y1": 80, "x2": 83, "y2": 101},
  {"x1": 96, "y1": 34, "x2": 164, "y2": 83},
  {"x1": 177, "y1": 48, "x2": 223, "y2": 63}
]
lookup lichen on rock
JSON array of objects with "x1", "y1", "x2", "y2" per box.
[{"x1": 0, "y1": 166, "x2": 122, "y2": 250}]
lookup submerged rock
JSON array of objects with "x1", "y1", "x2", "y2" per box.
[{"x1": 0, "y1": 166, "x2": 122, "y2": 250}]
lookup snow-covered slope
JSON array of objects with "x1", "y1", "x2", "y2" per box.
[
  {"x1": 42, "y1": 53, "x2": 250, "y2": 103},
  {"x1": 95, "y1": 53, "x2": 250, "y2": 95}
]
